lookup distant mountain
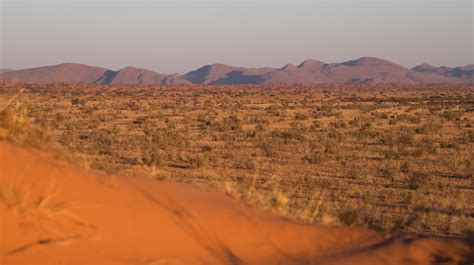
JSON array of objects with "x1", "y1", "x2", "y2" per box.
[
  {"x1": 1, "y1": 58, "x2": 472, "y2": 85},
  {"x1": 412, "y1": 63, "x2": 474, "y2": 79},
  {"x1": 183, "y1": 64, "x2": 244, "y2": 84},
  {"x1": 261, "y1": 57, "x2": 464, "y2": 84},
  {"x1": 0, "y1": 63, "x2": 109, "y2": 84},
  {"x1": 181, "y1": 64, "x2": 274, "y2": 84},
  {"x1": 107, "y1": 67, "x2": 190, "y2": 85},
  {"x1": 0, "y1": 63, "x2": 189, "y2": 85},
  {"x1": 0, "y1": 69, "x2": 14, "y2": 74}
]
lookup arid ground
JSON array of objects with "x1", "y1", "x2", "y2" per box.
[
  {"x1": 1, "y1": 140, "x2": 472, "y2": 264},
  {"x1": 0, "y1": 83, "x2": 473, "y2": 264}
]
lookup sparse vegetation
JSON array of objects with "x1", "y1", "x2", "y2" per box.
[{"x1": 0, "y1": 83, "x2": 472, "y2": 238}]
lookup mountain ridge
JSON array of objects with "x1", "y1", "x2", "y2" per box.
[
  {"x1": 1, "y1": 57, "x2": 472, "y2": 85},
  {"x1": 412, "y1": 63, "x2": 474, "y2": 79}
]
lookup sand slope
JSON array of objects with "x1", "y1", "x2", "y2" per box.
[{"x1": 0, "y1": 141, "x2": 472, "y2": 265}]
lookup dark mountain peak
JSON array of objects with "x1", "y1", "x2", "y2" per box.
[
  {"x1": 191, "y1": 64, "x2": 212, "y2": 73},
  {"x1": 207, "y1": 63, "x2": 243, "y2": 73},
  {"x1": 281, "y1": 64, "x2": 296, "y2": 70},
  {"x1": 298, "y1": 59, "x2": 326, "y2": 68},
  {"x1": 199, "y1": 63, "x2": 237, "y2": 70},
  {"x1": 412, "y1": 63, "x2": 436, "y2": 72},
  {"x1": 109, "y1": 66, "x2": 175, "y2": 85},
  {"x1": 56, "y1": 62, "x2": 83, "y2": 67},
  {"x1": 451, "y1": 65, "x2": 474, "y2": 78},
  {"x1": 119, "y1": 66, "x2": 142, "y2": 71},
  {"x1": 439, "y1": 65, "x2": 453, "y2": 70},
  {"x1": 183, "y1": 63, "x2": 243, "y2": 84},
  {"x1": 117, "y1": 66, "x2": 158, "y2": 74},
  {"x1": 343, "y1": 57, "x2": 395, "y2": 67},
  {"x1": 51, "y1": 62, "x2": 106, "y2": 70},
  {"x1": 456, "y1": 64, "x2": 474, "y2": 71},
  {"x1": 420, "y1": 63, "x2": 434, "y2": 68},
  {"x1": 209, "y1": 63, "x2": 233, "y2": 68},
  {"x1": 412, "y1": 63, "x2": 473, "y2": 79},
  {"x1": 190, "y1": 63, "x2": 237, "y2": 74}
]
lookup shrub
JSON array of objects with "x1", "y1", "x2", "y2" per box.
[
  {"x1": 201, "y1": 145, "x2": 212, "y2": 152},
  {"x1": 442, "y1": 110, "x2": 462, "y2": 121},
  {"x1": 344, "y1": 164, "x2": 359, "y2": 179},
  {"x1": 221, "y1": 115, "x2": 241, "y2": 132},
  {"x1": 329, "y1": 119, "x2": 346, "y2": 128},
  {"x1": 91, "y1": 129, "x2": 114, "y2": 155},
  {"x1": 258, "y1": 140, "x2": 278, "y2": 157},
  {"x1": 380, "y1": 162, "x2": 398, "y2": 180},
  {"x1": 188, "y1": 154, "x2": 208, "y2": 169},
  {"x1": 400, "y1": 161, "x2": 410, "y2": 173},
  {"x1": 303, "y1": 149, "x2": 326, "y2": 164},
  {"x1": 396, "y1": 126, "x2": 414, "y2": 145},
  {"x1": 142, "y1": 147, "x2": 169, "y2": 166},
  {"x1": 294, "y1": 112, "x2": 309, "y2": 120},
  {"x1": 338, "y1": 207, "x2": 360, "y2": 226},
  {"x1": 232, "y1": 157, "x2": 256, "y2": 171},
  {"x1": 271, "y1": 129, "x2": 305, "y2": 142},
  {"x1": 408, "y1": 172, "x2": 429, "y2": 190}
]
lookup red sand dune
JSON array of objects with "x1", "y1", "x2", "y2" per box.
[{"x1": 0, "y1": 141, "x2": 472, "y2": 265}]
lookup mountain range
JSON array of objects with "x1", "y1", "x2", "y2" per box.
[
  {"x1": 411, "y1": 63, "x2": 474, "y2": 79},
  {"x1": 1, "y1": 57, "x2": 473, "y2": 85}
]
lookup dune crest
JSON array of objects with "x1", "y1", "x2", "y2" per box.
[{"x1": 0, "y1": 141, "x2": 472, "y2": 265}]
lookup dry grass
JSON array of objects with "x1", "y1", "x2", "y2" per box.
[
  {"x1": 0, "y1": 82, "x2": 473, "y2": 237},
  {"x1": 0, "y1": 176, "x2": 66, "y2": 217}
]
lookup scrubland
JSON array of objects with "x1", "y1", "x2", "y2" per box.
[{"x1": 1, "y1": 83, "x2": 472, "y2": 238}]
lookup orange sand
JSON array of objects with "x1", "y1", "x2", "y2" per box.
[{"x1": 0, "y1": 141, "x2": 471, "y2": 264}]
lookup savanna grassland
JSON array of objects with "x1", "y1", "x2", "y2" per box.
[{"x1": 0, "y1": 83, "x2": 473, "y2": 238}]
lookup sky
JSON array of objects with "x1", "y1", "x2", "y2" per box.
[{"x1": 1, "y1": 0, "x2": 473, "y2": 73}]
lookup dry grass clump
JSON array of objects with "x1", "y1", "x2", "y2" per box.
[
  {"x1": 0, "y1": 176, "x2": 67, "y2": 218},
  {"x1": 0, "y1": 99, "x2": 51, "y2": 149}
]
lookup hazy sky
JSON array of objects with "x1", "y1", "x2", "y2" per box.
[{"x1": 1, "y1": 0, "x2": 472, "y2": 73}]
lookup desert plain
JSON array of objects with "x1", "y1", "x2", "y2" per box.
[{"x1": 0, "y1": 83, "x2": 473, "y2": 264}]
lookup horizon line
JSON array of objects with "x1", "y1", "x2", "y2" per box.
[{"x1": 2, "y1": 56, "x2": 472, "y2": 75}]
